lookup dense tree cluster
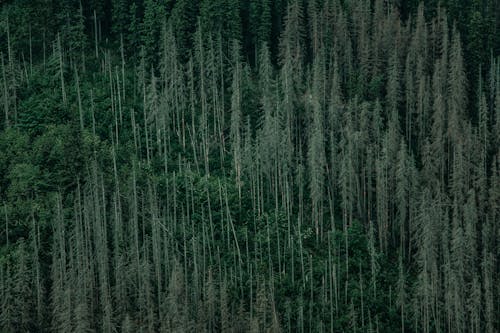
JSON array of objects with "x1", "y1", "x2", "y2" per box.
[{"x1": 0, "y1": 0, "x2": 498, "y2": 332}]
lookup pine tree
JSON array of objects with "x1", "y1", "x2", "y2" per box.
[
  {"x1": 367, "y1": 220, "x2": 379, "y2": 298},
  {"x1": 74, "y1": 302, "x2": 93, "y2": 333},
  {"x1": 429, "y1": 59, "x2": 447, "y2": 190},
  {"x1": 279, "y1": 0, "x2": 304, "y2": 169},
  {"x1": 387, "y1": 48, "x2": 401, "y2": 118},
  {"x1": 163, "y1": 259, "x2": 189, "y2": 332},
  {"x1": 225, "y1": 0, "x2": 241, "y2": 42},
  {"x1": 112, "y1": 0, "x2": 130, "y2": 37},
  {"x1": 396, "y1": 252, "x2": 407, "y2": 333},
  {"x1": 127, "y1": 1, "x2": 141, "y2": 54},
  {"x1": 13, "y1": 240, "x2": 33, "y2": 331},
  {"x1": 463, "y1": 189, "x2": 478, "y2": 273},
  {"x1": 138, "y1": 240, "x2": 155, "y2": 333},
  {"x1": 482, "y1": 151, "x2": 498, "y2": 333},
  {"x1": 476, "y1": 75, "x2": 489, "y2": 216},
  {"x1": 450, "y1": 200, "x2": 466, "y2": 333},
  {"x1": 447, "y1": 26, "x2": 467, "y2": 146},
  {"x1": 308, "y1": 53, "x2": 326, "y2": 239},
  {"x1": 396, "y1": 139, "x2": 417, "y2": 256},
  {"x1": 51, "y1": 195, "x2": 72, "y2": 333},
  {"x1": 142, "y1": 0, "x2": 162, "y2": 64},
  {"x1": 413, "y1": 188, "x2": 439, "y2": 333},
  {"x1": 0, "y1": 263, "x2": 16, "y2": 332},
  {"x1": 257, "y1": 43, "x2": 278, "y2": 181},
  {"x1": 230, "y1": 40, "x2": 243, "y2": 201},
  {"x1": 220, "y1": 278, "x2": 231, "y2": 332},
  {"x1": 30, "y1": 210, "x2": 44, "y2": 328},
  {"x1": 250, "y1": 0, "x2": 272, "y2": 51}
]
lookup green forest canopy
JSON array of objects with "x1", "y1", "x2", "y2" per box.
[{"x1": 0, "y1": 0, "x2": 498, "y2": 332}]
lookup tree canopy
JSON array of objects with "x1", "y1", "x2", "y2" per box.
[{"x1": 0, "y1": 0, "x2": 498, "y2": 332}]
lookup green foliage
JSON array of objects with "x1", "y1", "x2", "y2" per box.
[
  {"x1": 200, "y1": 0, "x2": 241, "y2": 44},
  {"x1": 249, "y1": 0, "x2": 272, "y2": 49},
  {"x1": 0, "y1": 1, "x2": 498, "y2": 333},
  {"x1": 112, "y1": 0, "x2": 131, "y2": 37},
  {"x1": 142, "y1": 0, "x2": 163, "y2": 64}
]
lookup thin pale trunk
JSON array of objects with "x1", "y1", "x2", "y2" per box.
[
  {"x1": 94, "y1": 11, "x2": 99, "y2": 58},
  {"x1": 75, "y1": 68, "x2": 84, "y2": 131},
  {"x1": 2, "y1": 54, "x2": 8, "y2": 127},
  {"x1": 58, "y1": 34, "x2": 66, "y2": 105}
]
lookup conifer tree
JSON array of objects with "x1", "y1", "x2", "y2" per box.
[
  {"x1": 0, "y1": 263, "x2": 15, "y2": 332},
  {"x1": 0, "y1": 2, "x2": 498, "y2": 332},
  {"x1": 127, "y1": 1, "x2": 141, "y2": 54},
  {"x1": 250, "y1": 0, "x2": 272, "y2": 51},
  {"x1": 279, "y1": 0, "x2": 304, "y2": 168},
  {"x1": 112, "y1": 0, "x2": 130, "y2": 37},
  {"x1": 396, "y1": 139, "x2": 417, "y2": 256},
  {"x1": 13, "y1": 240, "x2": 33, "y2": 331},
  {"x1": 257, "y1": 43, "x2": 278, "y2": 180},
  {"x1": 230, "y1": 40, "x2": 243, "y2": 201},
  {"x1": 308, "y1": 53, "x2": 326, "y2": 239},
  {"x1": 142, "y1": 0, "x2": 162, "y2": 64},
  {"x1": 448, "y1": 26, "x2": 467, "y2": 146},
  {"x1": 450, "y1": 198, "x2": 466, "y2": 333}
]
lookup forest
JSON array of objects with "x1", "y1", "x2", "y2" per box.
[{"x1": 0, "y1": 0, "x2": 498, "y2": 332}]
